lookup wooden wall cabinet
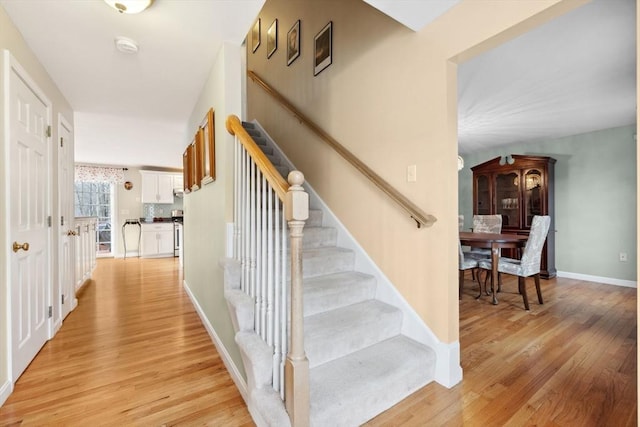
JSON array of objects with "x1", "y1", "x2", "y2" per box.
[{"x1": 471, "y1": 155, "x2": 556, "y2": 278}]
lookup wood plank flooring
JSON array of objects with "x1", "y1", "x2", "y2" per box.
[
  {"x1": 0, "y1": 259, "x2": 636, "y2": 426},
  {"x1": 366, "y1": 274, "x2": 637, "y2": 426},
  {"x1": 0, "y1": 258, "x2": 253, "y2": 426}
]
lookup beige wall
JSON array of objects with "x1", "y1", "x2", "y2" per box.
[
  {"x1": 183, "y1": 42, "x2": 245, "y2": 378},
  {"x1": 0, "y1": 5, "x2": 73, "y2": 394},
  {"x1": 247, "y1": 0, "x2": 579, "y2": 343}
]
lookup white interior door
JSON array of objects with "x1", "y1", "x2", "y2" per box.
[
  {"x1": 9, "y1": 62, "x2": 51, "y2": 381},
  {"x1": 58, "y1": 116, "x2": 75, "y2": 320}
]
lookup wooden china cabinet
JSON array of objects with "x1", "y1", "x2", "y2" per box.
[{"x1": 471, "y1": 155, "x2": 556, "y2": 279}]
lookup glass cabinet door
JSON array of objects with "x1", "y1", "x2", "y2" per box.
[
  {"x1": 524, "y1": 169, "x2": 543, "y2": 228},
  {"x1": 475, "y1": 174, "x2": 491, "y2": 215},
  {"x1": 495, "y1": 172, "x2": 519, "y2": 228}
]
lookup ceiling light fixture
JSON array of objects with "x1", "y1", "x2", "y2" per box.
[
  {"x1": 104, "y1": 0, "x2": 154, "y2": 14},
  {"x1": 115, "y1": 36, "x2": 139, "y2": 54}
]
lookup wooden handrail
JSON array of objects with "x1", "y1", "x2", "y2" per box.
[
  {"x1": 226, "y1": 114, "x2": 289, "y2": 201},
  {"x1": 247, "y1": 70, "x2": 436, "y2": 229}
]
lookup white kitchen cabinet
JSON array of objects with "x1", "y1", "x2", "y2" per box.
[
  {"x1": 140, "y1": 223, "x2": 174, "y2": 257},
  {"x1": 140, "y1": 171, "x2": 175, "y2": 204},
  {"x1": 173, "y1": 174, "x2": 183, "y2": 191},
  {"x1": 74, "y1": 217, "x2": 97, "y2": 291}
]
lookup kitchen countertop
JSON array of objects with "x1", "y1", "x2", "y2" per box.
[{"x1": 139, "y1": 217, "x2": 174, "y2": 224}]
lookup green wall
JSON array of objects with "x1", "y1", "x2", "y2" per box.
[
  {"x1": 459, "y1": 124, "x2": 637, "y2": 283},
  {"x1": 183, "y1": 42, "x2": 245, "y2": 381}
]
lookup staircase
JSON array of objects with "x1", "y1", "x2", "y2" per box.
[{"x1": 224, "y1": 122, "x2": 436, "y2": 426}]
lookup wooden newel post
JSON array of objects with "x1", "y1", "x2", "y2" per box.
[{"x1": 284, "y1": 171, "x2": 310, "y2": 427}]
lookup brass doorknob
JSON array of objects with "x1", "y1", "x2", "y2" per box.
[
  {"x1": 67, "y1": 230, "x2": 77, "y2": 236},
  {"x1": 12, "y1": 242, "x2": 29, "y2": 253}
]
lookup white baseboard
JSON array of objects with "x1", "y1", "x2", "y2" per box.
[
  {"x1": 0, "y1": 379, "x2": 13, "y2": 407},
  {"x1": 557, "y1": 271, "x2": 637, "y2": 288},
  {"x1": 433, "y1": 340, "x2": 463, "y2": 388},
  {"x1": 115, "y1": 251, "x2": 140, "y2": 259},
  {"x1": 182, "y1": 279, "x2": 248, "y2": 402}
]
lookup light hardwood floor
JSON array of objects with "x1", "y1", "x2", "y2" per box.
[
  {"x1": 0, "y1": 258, "x2": 253, "y2": 426},
  {"x1": 0, "y1": 259, "x2": 636, "y2": 426}
]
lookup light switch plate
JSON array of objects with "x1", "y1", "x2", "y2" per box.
[{"x1": 407, "y1": 165, "x2": 417, "y2": 182}]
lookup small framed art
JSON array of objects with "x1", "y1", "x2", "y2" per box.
[
  {"x1": 267, "y1": 19, "x2": 278, "y2": 58},
  {"x1": 314, "y1": 21, "x2": 332, "y2": 76},
  {"x1": 287, "y1": 20, "x2": 301, "y2": 66},
  {"x1": 200, "y1": 108, "x2": 215, "y2": 184},
  {"x1": 252, "y1": 18, "x2": 261, "y2": 53}
]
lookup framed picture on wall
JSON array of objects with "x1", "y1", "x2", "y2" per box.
[
  {"x1": 287, "y1": 20, "x2": 301, "y2": 66},
  {"x1": 314, "y1": 21, "x2": 332, "y2": 76},
  {"x1": 267, "y1": 19, "x2": 278, "y2": 58},
  {"x1": 200, "y1": 108, "x2": 215, "y2": 184},
  {"x1": 252, "y1": 18, "x2": 261, "y2": 53},
  {"x1": 183, "y1": 147, "x2": 191, "y2": 193},
  {"x1": 193, "y1": 128, "x2": 204, "y2": 190}
]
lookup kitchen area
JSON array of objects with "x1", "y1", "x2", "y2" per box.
[{"x1": 118, "y1": 168, "x2": 184, "y2": 264}]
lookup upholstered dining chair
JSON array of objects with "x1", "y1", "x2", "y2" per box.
[
  {"x1": 478, "y1": 215, "x2": 551, "y2": 310},
  {"x1": 459, "y1": 240, "x2": 480, "y2": 299},
  {"x1": 468, "y1": 214, "x2": 502, "y2": 259}
]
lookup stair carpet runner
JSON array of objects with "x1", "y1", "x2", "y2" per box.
[{"x1": 238, "y1": 122, "x2": 435, "y2": 426}]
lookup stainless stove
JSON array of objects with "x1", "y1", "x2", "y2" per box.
[{"x1": 172, "y1": 210, "x2": 183, "y2": 257}]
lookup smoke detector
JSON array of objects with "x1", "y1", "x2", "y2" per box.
[{"x1": 115, "y1": 37, "x2": 139, "y2": 54}]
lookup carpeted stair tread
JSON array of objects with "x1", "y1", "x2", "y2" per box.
[
  {"x1": 303, "y1": 271, "x2": 376, "y2": 316},
  {"x1": 309, "y1": 335, "x2": 436, "y2": 427},
  {"x1": 304, "y1": 299, "x2": 402, "y2": 368}
]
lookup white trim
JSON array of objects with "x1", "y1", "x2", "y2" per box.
[
  {"x1": 250, "y1": 120, "x2": 462, "y2": 388},
  {"x1": 225, "y1": 222, "x2": 234, "y2": 258},
  {"x1": 0, "y1": 379, "x2": 12, "y2": 407},
  {"x1": 113, "y1": 252, "x2": 139, "y2": 259},
  {"x1": 556, "y1": 271, "x2": 637, "y2": 288},
  {"x1": 182, "y1": 279, "x2": 248, "y2": 402},
  {"x1": 2, "y1": 49, "x2": 12, "y2": 389},
  {"x1": 433, "y1": 340, "x2": 463, "y2": 388}
]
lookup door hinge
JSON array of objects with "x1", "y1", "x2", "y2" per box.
[
  {"x1": 61, "y1": 216, "x2": 64, "y2": 226},
  {"x1": 62, "y1": 294, "x2": 65, "y2": 305},
  {"x1": 60, "y1": 137, "x2": 64, "y2": 148},
  {"x1": 46, "y1": 125, "x2": 52, "y2": 138},
  {"x1": 48, "y1": 306, "x2": 52, "y2": 318},
  {"x1": 47, "y1": 216, "x2": 52, "y2": 227}
]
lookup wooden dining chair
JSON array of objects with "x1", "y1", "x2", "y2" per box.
[
  {"x1": 477, "y1": 215, "x2": 551, "y2": 310},
  {"x1": 458, "y1": 240, "x2": 481, "y2": 299}
]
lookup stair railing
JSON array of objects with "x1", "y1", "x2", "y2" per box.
[
  {"x1": 226, "y1": 115, "x2": 310, "y2": 426},
  {"x1": 247, "y1": 70, "x2": 437, "y2": 229}
]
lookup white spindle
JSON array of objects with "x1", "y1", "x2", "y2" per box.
[
  {"x1": 241, "y1": 148, "x2": 248, "y2": 293},
  {"x1": 230, "y1": 123, "x2": 309, "y2": 421}
]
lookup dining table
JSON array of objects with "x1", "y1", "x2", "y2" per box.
[{"x1": 459, "y1": 231, "x2": 529, "y2": 305}]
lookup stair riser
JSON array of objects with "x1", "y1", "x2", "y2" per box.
[
  {"x1": 303, "y1": 273, "x2": 377, "y2": 316},
  {"x1": 298, "y1": 250, "x2": 354, "y2": 279},
  {"x1": 302, "y1": 227, "x2": 337, "y2": 249}
]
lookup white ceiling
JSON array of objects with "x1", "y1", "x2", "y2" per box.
[
  {"x1": 0, "y1": 0, "x2": 265, "y2": 168},
  {"x1": 458, "y1": 0, "x2": 637, "y2": 154},
  {"x1": 0, "y1": 0, "x2": 635, "y2": 166}
]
